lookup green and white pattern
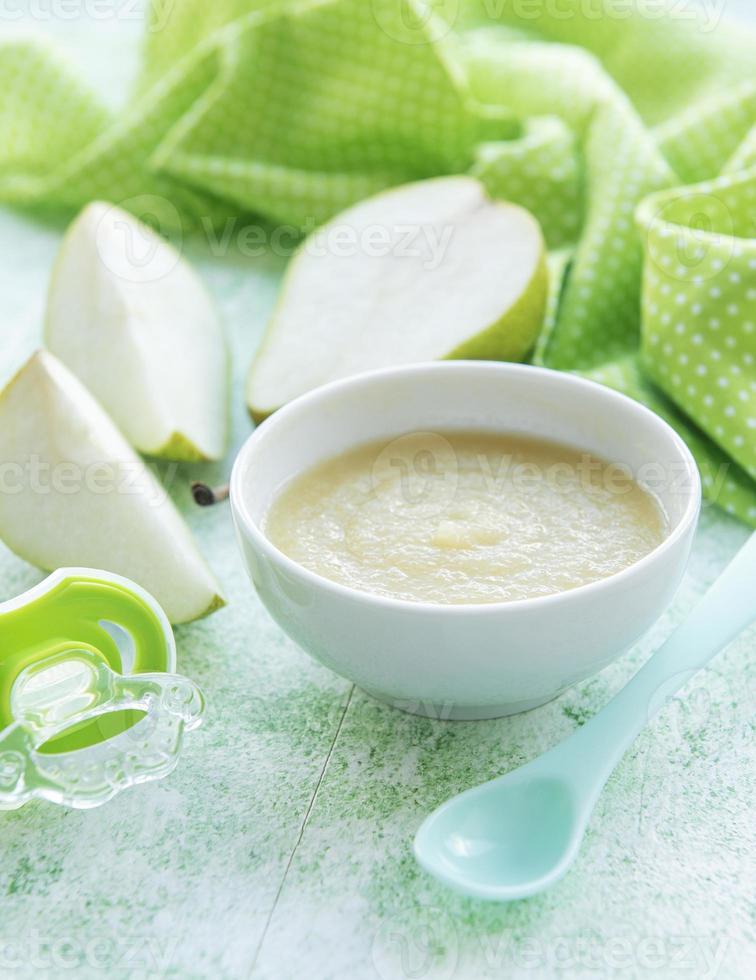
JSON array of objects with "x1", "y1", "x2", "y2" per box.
[{"x1": 0, "y1": 0, "x2": 754, "y2": 523}]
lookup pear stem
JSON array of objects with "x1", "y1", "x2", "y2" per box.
[{"x1": 191, "y1": 482, "x2": 229, "y2": 507}]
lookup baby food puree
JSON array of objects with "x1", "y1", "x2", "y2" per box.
[{"x1": 265, "y1": 431, "x2": 667, "y2": 604}]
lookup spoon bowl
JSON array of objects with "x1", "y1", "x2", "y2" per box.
[{"x1": 415, "y1": 770, "x2": 582, "y2": 900}]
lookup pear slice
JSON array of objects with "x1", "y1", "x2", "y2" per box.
[
  {"x1": 247, "y1": 176, "x2": 548, "y2": 419},
  {"x1": 0, "y1": 351, "x2": 224, "y2": 624},
  {"x1": 46, "y1": 202, "x2": 228, "y2": 462}
]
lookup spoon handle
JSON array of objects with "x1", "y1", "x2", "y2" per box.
[{"x1": 564, "y1": 533, "x2": 756, "y2": 788}]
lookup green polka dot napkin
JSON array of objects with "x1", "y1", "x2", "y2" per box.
[{"x1": 0, "y1": 0, "x2": 754, "y2": 524}]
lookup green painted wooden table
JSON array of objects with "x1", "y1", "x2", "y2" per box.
[{"x1": 0, "y1": 8, "x2": 754, "y2": 978}]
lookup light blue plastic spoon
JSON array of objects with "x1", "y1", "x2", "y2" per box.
[{"x1": 414, "y1": 533, "x2": 756, "y2": 901}]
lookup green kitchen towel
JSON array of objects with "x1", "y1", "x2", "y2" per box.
[{"x1": 0, "y1": 0, "x2": 754, "y2": 525}]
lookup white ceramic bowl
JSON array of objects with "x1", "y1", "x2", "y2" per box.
[{"x1": 231, "y1": 363, "x2": 700, "y2": 720}]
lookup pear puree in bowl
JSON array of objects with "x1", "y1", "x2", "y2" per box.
[{"x1": 264, "y1": 431, "x2": 668, "y2": 605}]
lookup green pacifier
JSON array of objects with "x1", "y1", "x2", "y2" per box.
[{"x1": 0, "y1": 568, "x2": 205, "y2": 810}]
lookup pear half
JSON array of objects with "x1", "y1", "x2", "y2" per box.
[
  {"x1": 46, "y1": 202, "x2": 228, "y2": 462},
  {"x1": 247, "y1": 177, "x2": 547, "y2": 419},
  {"x1": 0, "y1": 351, "x2": 224, "y2": 624}
]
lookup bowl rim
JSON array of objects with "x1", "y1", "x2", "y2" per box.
[{"x1": 230, "y1": 361, "x2": 701, "y2": 615}]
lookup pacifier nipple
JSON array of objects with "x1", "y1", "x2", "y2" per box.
[{"x1": 12, "y1": 656, "x2": 102, "y2": 731}]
